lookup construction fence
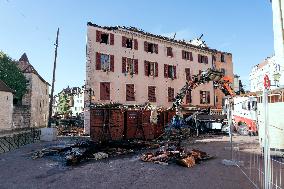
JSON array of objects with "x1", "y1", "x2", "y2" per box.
[{"x1": 0, "y1": 128, "x2": 41, "y2": 154}]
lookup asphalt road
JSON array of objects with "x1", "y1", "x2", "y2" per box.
[{"x1": 0, "y1": 136, "x2": 255, "y2": 189}]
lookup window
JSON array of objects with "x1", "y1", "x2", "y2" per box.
[
  {"x1": 100, "y1": 54, "x2": 110, "y2": 71},
  {"x1": 164, "y1": 64, "x2": 176, "y2": 79},
  {"x1": 144, "y1": 41, "x2": 158, "y2": 54},
  {"x1": 126, "y1": 38, "x2": 133, "y2": 48},
  {"x1": 122, "y1": 57, "x2": 138, "y2": 74},
  {"x1": 101, "y1": 33, "x2": 109, "y2": 44},
  {"x1": 221, "y1": 68, "x2": 226, "y2": 75},
  {"x1": 186, "y1": 91, "x2": 192, "y2": 104},
  {"x1": 100, "y1": 82, "x2": 110, "y2": 100},
  {"x1": 221, "y1": 54, "x2": 225, "y2": 62},
  {"x1": 148, "y1": 86, "x2": 156, "y2": 102},
  {"x1": 167, "y1": 47, "x2": 173, "y2": 57},
  {"x1": 144, "y1": 61, "x2": 158, "y2": 77},
  {"x1": 122, "y1": 36, "x2": 138, "y2": 50},
  {"x1": 96, "y1": 30, "x2": 114, "y2": 45},
  {"x1": 198, "y1": 54, "x2": 208, "y2": 64},
  {"x1": 96, "y1": 52, "x2": 114, "y2": 72},
  {"x1": 168, "y1": 87, "x2": 175, "y2": 102},
  {"x1": 200, "y1": 91, "x2": 210, "y2": 104},
  {"x1": 185, "y1": 68, "x2": 191, "y2": 81},
  {"x1": 126, "y1": 84, "x2": 135, "y2": 101},
  {"x1": 182, "y1": 50, "x2": 193, "y2": 61}
]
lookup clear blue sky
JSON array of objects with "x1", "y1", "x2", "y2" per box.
[{"x1": 0, "y1": 0, "x2": 274, "y2": 93}]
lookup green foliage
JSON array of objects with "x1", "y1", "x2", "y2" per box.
[
  {"x1": 58, "y1": 93, "x2": 71, "y2": 116},
  {"x1": 0, "y1": 51, "x2": 27, "y2": 100}
]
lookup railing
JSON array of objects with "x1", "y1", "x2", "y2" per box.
[{"x1": 0, "y1": 128, "x2": 41, "y2": 154}]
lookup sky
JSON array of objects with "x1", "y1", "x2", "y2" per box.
[{"x1": 0, "y1": 0, "x2": 274, "y2": 93}]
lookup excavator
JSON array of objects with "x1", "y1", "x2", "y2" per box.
[{"x1": 168, "y1": 68, "x2": 235, "y2": 136}]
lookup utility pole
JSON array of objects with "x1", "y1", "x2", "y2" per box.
[{"x1": 48, "y1": 28, "x2": 59, "y2": 128}]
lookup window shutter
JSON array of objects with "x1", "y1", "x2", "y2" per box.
[
  {"x1": 96, "y1": 52, "x2": 101, "y2": 70},
  {"x1": 154, "y1": 44, "x2": 158, "y2": 54},
  {"x1": 205, "y1": 56, "x2": 208, "y2": 64},
  {"x1": 198, "y1": 54, "x2": 201, "y2": 63},
  {"x1": 96, "y1": 30, "x2": 101, "y2": 42},
  {"x1": 200, "y1": 91, "x2": 203, "y2": 104},
  {"x1": 144, "y1": 61, "x2": 149, "y2": 76},
  {"x1": 164, "y1": 64, "x2": 168, "y2": 78},
  {"x1": 144, "y1": 41, "x2": 148, "y2": 52},
  {"x1": 207, "y1": 91, "x2": 210, "y2": 104},
  {"x1": 182, "y1": 50, "x2": 185, "y2": 59},
  {"x1": 122, "y1": 57, "x2": 126, "y2": 73},
  {"x1": 186, "y1": 91, "x2": 192, "y2": 104},
  {"x1": 110, "y1": 33, "x2": 114, "y2": 45},
  {"x1": 122, "y1": 36, "x2": 127, "y2": 47},
  {"x1": 148, "y1": 86, "x2": 156, "y2": 102},
  {"x1": 154, "y1": 62, "x2": 158, "y2": 77},
  {"x1": 168, "y1": 87, "x2": 174, "y2": 102},
  {"x1": 173, "y1": 66, "x2": 177, "y2": 79},
  {"x1": 126, "y1": 84, "x2": 135, "y2": 101},
  {"x1": 100, "y1": 82, "x2": 110, "y2": 100},
  {"x1": 134, "y1": 59, "x2": 138, "y2": 74},
  {"x1": 190, "y1": 52, "x2": 193, "y2": 61},
  {"x1": 134, "y1": 39, "x2": 138, "y2": 50},
  {"x1": 110, "y1": 55, "x2": 114, "y2": 72}
]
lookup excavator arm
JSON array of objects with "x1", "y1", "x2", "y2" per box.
[{"x1": 172, "y1": 68, "x2": 235, "y2": 110}]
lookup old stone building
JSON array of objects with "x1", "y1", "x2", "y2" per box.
[
  {"x1": 16, "y1": 53, "x2": 50, "y2": 128},
  {"x1": 0, "y1": 80, "x2": 13, "y2": 130},
  {"x1": 86, "y1": 22, "x2": 233, "y2": 108}
]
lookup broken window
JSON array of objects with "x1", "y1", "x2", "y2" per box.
[
  {"x1": 100, "y1": 82, "x2": 110, "y2": 100},
  {"x1": 145, "y1": 61, "x2": 158, "y2": 77},
  {"x1": 167, "y1": 47, "x2": 173, "y2": 57},
  {"x1": 101, "y1": 33, "x2": 109, "y2": 44},
  {"x1": 100, "y1": 54, "x2": 110, "y2": 71},
  {"x1": 126, "y1": 38, "x2": 133, "y2": 49},
  {"x1": 221, "y1": 54, "x2": 225, "y2": 62},
  {"x1": 122, "y1": 57, "x2": 138, "y2": 74},
  {"x1": 168, "y1": 87, "x2": 175, "y2": 102},
  {"x1": 198, "y1": 54, "x2": 208, "y2": 64},
  {"x1": 200, "y1": 91, "x2": 210, "y2": 104},
  {"x1": 126, "y1": 84, "x2": 135, "y2": 101},
  {"x1": 182, "y1": 50, "x2": 193, "y2": 61},
  {"x1": 164, "y1": 64, "x2": 176, "y2": 79},
  {"x1": 148, "y1": 86, "x2": 156, "y2": 102},
  {"x1": 144, "y1": 41, "x2": 158, "y2": 54},
  {"x1": 96, "y1": 53, "x2": 114, "y2": 72}
]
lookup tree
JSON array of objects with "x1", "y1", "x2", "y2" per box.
[
  {"x1": 0, "y1": 51, "x2": 27, "y2": 101},
  {"x1": 58, "y1": 93, "x2": 71, "y2": 117}
]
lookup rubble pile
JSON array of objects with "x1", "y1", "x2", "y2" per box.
[
  {"x1": 57, "y1": 126, "x2": 84, "y2": 136},
  {"x1": 141, "y1": 147, "x2": 213, "y2": 168},
  {"x1": 32, "y1": 140, "x2": 160, "y2": 166}
]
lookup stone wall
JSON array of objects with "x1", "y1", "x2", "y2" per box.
[
  {"x1": 0, "y1": 91, "x2": 13, "y2": 131},
  {"x1": 12, "y1": 105, "x2": 30, "y2": 129},
  {"x1": 29, "y1": 74, "x2": 49, "y2": 127}
]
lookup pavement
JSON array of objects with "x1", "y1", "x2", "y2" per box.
[{"x1": 0, "y1": 135, "x2": 255, "y2": 189}]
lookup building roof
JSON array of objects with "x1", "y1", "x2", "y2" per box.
[
  {"x1": 17, "y1": 53, "x2": 50, "y2": 86},
  {"x1": 87, "y1": 22, "x2": 232, "y2": 55},
  {"x1": 0, "y1": 80, "x2": 13, "y2": 93}
]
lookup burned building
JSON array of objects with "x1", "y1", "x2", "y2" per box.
[{"x1": 86, "y1": 22, "x2": 233, "y2": 109}]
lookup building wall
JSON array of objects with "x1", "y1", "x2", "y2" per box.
[
  {"x1": 0, "y1": 91, "x2": 13, "y2": 130},
  {"x1": 12, "y1": 105, "x2": 30, "y2": 129},
  {"x1": 213, "y1": 52, "x2": 234, "y2": 108},
  {"x1": 70, "y1": 92, "x2": 84, "y2": 116},
  {"x1": 86, "y1": 25, "x2": 225, "y2": 108},
  {"x1": 249, "y1": 56, "x2": 280, "y2": 92},
  {"x1": 29, "y1": 74, "x2": 49, "y2": 127}
]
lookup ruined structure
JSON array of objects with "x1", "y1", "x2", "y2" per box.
[
  {"x1": 86, "y1": 22, "x2": 233, "y2": 108},
  {"x1": 15, "y1": 53, "x2": 50, "y2": 128}
]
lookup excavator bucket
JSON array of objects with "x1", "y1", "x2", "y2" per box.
[{"x1": 203, "y1": 68, "x2": 224, "y2": 82}]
